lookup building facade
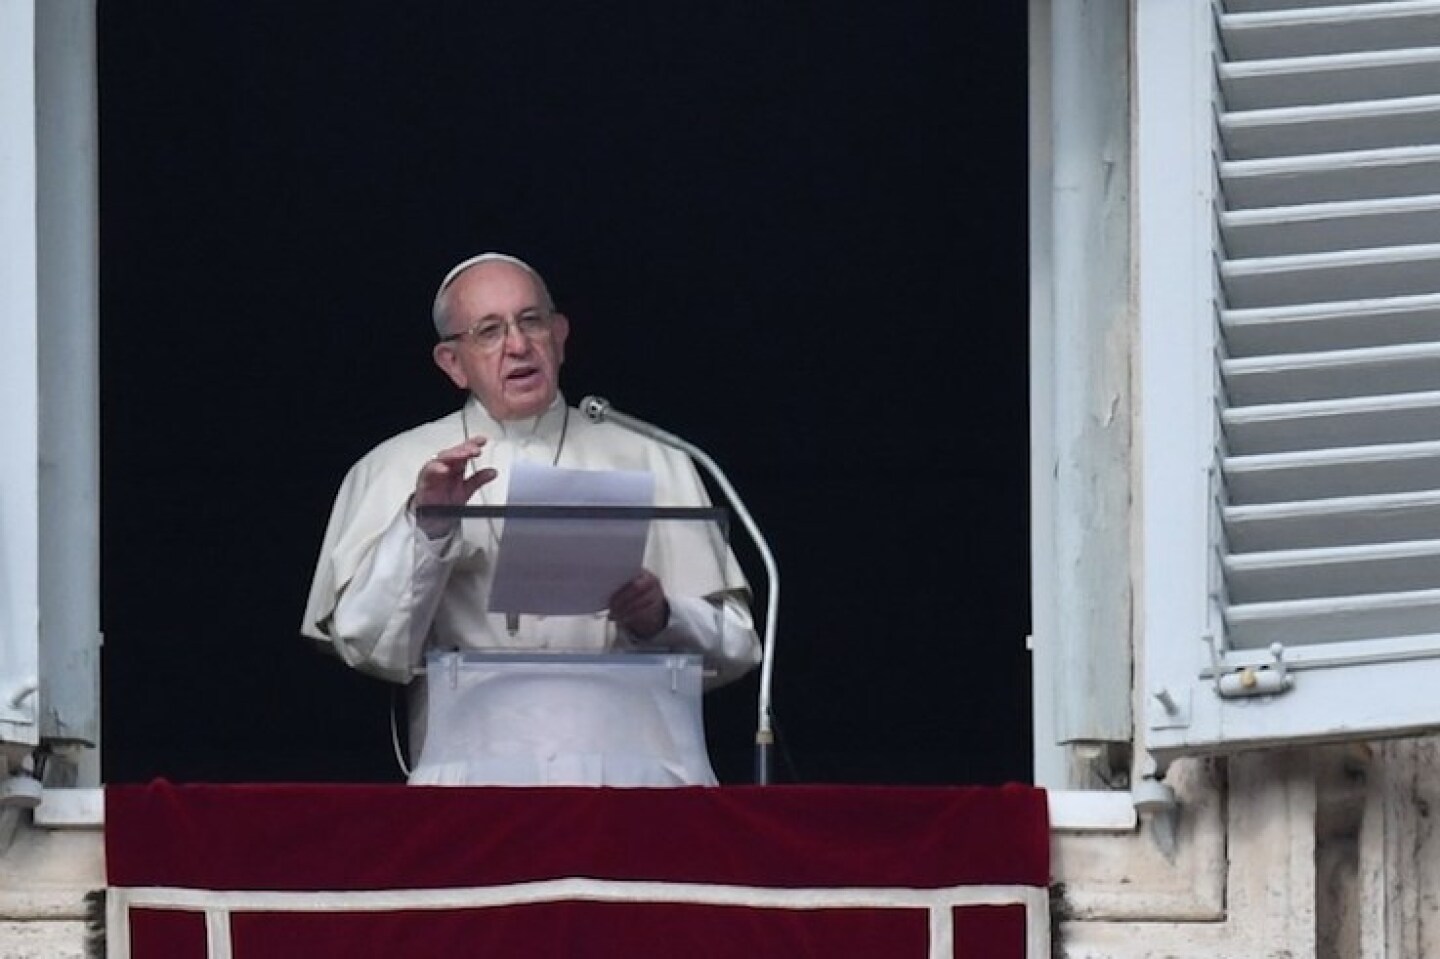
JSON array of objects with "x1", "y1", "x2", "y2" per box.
[
  {"x1": 1037, "y1": 1, "x2": 1440, "y2": 955},
  {"x1": 8, "y1": 0, "x2": 1440, "y2": 956}
]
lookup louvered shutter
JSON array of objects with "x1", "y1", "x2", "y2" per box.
[{"x1": 1141, "y1": 0, "x2": 1440, "y2": 760}]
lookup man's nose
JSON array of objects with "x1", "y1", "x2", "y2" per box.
[{"x1": 502, "y1": 320, "x2": 531, "y2": 352}]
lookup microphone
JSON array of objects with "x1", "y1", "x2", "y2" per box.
[
  {"x1": 580, "y1": 395, "x2": 688, "y2": 448},
  {"x1": 580, "y1": 395, "x2": 781, "y2": 785}
]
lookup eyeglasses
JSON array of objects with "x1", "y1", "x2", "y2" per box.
[{"x1": 438, "y1": 309, "x2": 555, "y2": 352}]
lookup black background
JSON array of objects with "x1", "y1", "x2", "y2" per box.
[{"x1": 97, "y1": 3, "x2": 1032, "y2": 786}]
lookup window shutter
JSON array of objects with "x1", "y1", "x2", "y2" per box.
[{"x1": 1143, "y1": 0, "x2": 1440, "y2": 760}]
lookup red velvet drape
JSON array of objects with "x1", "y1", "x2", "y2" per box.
[{"x1": 108, "y1": 782, "x2": 1049, "y2": 958}]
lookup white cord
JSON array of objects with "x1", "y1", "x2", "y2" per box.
[{"x1": 390, "y1": 687, "x2": 412, "y2": 779}]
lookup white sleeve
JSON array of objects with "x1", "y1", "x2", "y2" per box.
[
  {"x1": 623, "y1": 593, "x2": 762, "y2": 689},
  {"x1": 328, "y1": 506, "x2": 460, "y2": 683}
]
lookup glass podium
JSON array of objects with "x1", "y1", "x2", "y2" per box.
[
  {"x1": 409, "y1": 503, "x2": 735, "y2": 787},
  {"x1": 411, "y1": 650, "x2": 714, "y2": 786}
]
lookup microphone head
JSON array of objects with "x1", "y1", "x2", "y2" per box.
[{"x1": 579, "y1": 395, "x2": 611, "y2": 423}]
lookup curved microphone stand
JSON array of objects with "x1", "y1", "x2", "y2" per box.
[{"x1": 581, "y1": 396, "x2": 780, "y2": 785}]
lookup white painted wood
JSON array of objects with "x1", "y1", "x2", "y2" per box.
[
  {"x1": 1134, "y1": 0, "x2": 1229, "y2": 759},
  {"x1": 1223, "y1": 193, "x2": 1440, "y2": 257},
  {"x1": 1222, "y1": 340, "x2": 1440, "y2": 404},
  {"x1": 1225, "y1": 488, "x2": 1440, "y2": 551},
  {"x1": 1160, "y1": 657, "x2": 1440, "y2": 754},
  {"x1": 1141, "y1": 0, "x2": 1440, "y2": 758},
  {"x1": 34, "y1": 0, "x2": 100, "y2": 759},
  {"x1": 1228, "y1": 0, "x2": 1399, "y2": 10},
  {"x1": 1027, "y1": 0, "x2": 1065, "y2": 790},
  {"x1": 1224, "y1": 538, "x2": 1440, "y2": 602},
  {"x1": 1223, "y1": 389, "x2": 1440, "y2": 453},
  {"x1": 1221, "y1": 45, "x2": 1440, "y2": 111},
  {"x1": 1222, "y1": 94, "x2": 1440, "y2": 159},
  {"x1": 1225, "y1": 440, "x2": 1440, "y2": 503},
  {"x1": 1199, "y1": 629, "x2": 1440, "y2": 671},
  {"x1": 1028, "y1": 0, "x2": 1135, "y2": 785},
  {"x1": 1221, "y1": 1, "x2": 1440, "y2": 61},
  {"x1": 0, "y1": 0, "x2": 99, "y2": 765},
  {"x1": 1223, "y1": 242, "x2": 1440, "y2": 306},
  {"x1": 0, "y1": 0, "x2": 42, "y2": 749},
  {"x1": 1224, "y1": 145, "x2": 1440, "y2": 208}
]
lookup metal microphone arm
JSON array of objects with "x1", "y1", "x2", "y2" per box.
[{"x1": 581, "y1": 396, "x2": 780, "y2": 785}]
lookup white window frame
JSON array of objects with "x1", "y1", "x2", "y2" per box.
[
  {"x1": 0, "y1": 0, "x2": 101, "y2": 791},
  {"x1": 1028, "y1": 0, "x2": 1137, "y2": 790},
  {"x1": 0, "y1": 0, "x2": 44, "y2": 750}
]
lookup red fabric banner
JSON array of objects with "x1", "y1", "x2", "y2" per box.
[{"x1": 106, "y1": 782, "x2": 1050, "y2": 959}]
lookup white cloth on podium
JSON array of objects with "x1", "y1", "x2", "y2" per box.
[{"x1": 409, "y1": 653, "x2": 716, "y2": 787}]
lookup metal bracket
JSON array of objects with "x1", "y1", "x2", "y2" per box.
[
  {"x1": 0, "y1": 679, "x2": 38, "y2": 726},
  {"x1": 1148, "y1": 686, "x2": 1192, "y2": 729},
  {"x1": 1216, "y1": 643, "x2": 1293, "y2": 700}
]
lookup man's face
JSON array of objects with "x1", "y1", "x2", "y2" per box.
[{"x1": 431, "y1": 261, "x2": 570, "y2": 421}]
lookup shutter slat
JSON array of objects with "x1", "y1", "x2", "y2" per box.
[
  {"x1": 1225, "y1": 587, "x2": 1440, "y2": 648},
  {"x1": 1221, "y1": 3, "x2": 1440, "y2": 61},
  {"x1": 1221, "y1": 243, "x2": 1440, "y2": 307},
  {"x1": 1223, "y1": 390, "x2": 1440, "y2": 453},
  {"x1": 1221, "y1": 46, "x2": 1440, "y2": 110},
  {"x1": 1222, "y1": 340, "x2": 1440, "y2": 403},
  {"x1": 1223, "y1": 146, "x2": 1440, "y2": 209},
  {"x1": 1222, "y1": 94, "x2": 1440, "y2": 159},
  {"x1": 1222, "y1": 193, "x2": 1440, "y2": 257},
  {"x1": 1222, "y1": 293, "x2": 1440, "y2": 354},
  {"x1": 1225, "y1": 539, "x2": 1440, "y2": 602},
  {"x1": 1224, "y1": 489, "x2": 1440, "y2": 551},
  {"x1": 1224, "y1": 438, "x2": 1440, "y2": 502},
  {"x1": 1227, "y1": 0, "x2": 1406, "y2": 12}
]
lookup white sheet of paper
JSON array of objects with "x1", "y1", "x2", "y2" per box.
[{"x1": 487, "y1": 462, "x2": 655, "y2": 615}]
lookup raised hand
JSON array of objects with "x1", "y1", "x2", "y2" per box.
[{"x1": 414, "y1": 437, "x2": 498, "y2": 538}]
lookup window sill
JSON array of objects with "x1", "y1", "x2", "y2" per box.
[
  {"x1": 34, "y1": 787, "x2": 102, "y2": 829},
  {"x1": 31, "y1": 787, "x2": 1140, "y2": 833},
  {"x1": 1048, "y1": 789, "x2": 1138, "y2": 832}
]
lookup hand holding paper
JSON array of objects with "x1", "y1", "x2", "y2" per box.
[{"x1": 487, "y1": 462, "x2": 655, "y2": 616}]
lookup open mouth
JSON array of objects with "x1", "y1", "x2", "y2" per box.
[{"x1": 505, "y1": 364, "x2": 541, "y2": 387}]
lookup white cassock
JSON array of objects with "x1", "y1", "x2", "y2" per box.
[{"x1": 301, "y1": 394, "x2": 760, "y2": 786}]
